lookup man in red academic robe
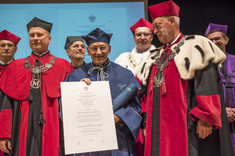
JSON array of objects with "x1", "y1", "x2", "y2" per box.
[
  {"x1": 136, "y1": 1, "x2": 234, "y2": 156},
  {"x1": 0, "y1": 17, "x2": 73, "y2": 156},
  {"x1": 0, "y1": 29, "x2": 20, "y2": 156},
  {"x1": 0, "y1": 30, "x2": 20, "y2": 73}
]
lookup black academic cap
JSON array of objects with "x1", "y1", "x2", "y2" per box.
[
  {"x1": 27, "y1": 17, "x2": 53, "y2": 33},
  {"x1": 64, "y1": 36, "x2": 84, "y2": 50}
]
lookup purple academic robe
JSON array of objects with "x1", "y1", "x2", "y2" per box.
[{"x1": 219, "y1": 52, "x2": 235, "y2": 151}]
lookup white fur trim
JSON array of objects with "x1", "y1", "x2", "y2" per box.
[
  {"x1": 173, "y1": 35, "x2": 226, "y2": 80},
  {"x1": 136, "y1": 35, "x2": 226, "y2": 85},
  {"x1": 136, "y1": 46, "x2": 164, "y2": 85}
]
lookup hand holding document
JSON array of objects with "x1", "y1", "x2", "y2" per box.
[{"x1": 61, "y1": 81, "x2": 118, "y2": 155}]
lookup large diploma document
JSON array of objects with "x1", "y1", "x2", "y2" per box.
[{"x1": 61, "y1": 81, "x2": 118, "y2": 155}]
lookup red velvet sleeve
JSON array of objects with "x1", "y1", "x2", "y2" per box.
[
  {"x1": 0, "y1": 109, "x2": 12, "y2": 138},
  {"x1": 189, "y1": 95, "x2": 221, "y2": 128},
  {"x1": 189, "y1": 62, "x2": 222, "y2": 129}
]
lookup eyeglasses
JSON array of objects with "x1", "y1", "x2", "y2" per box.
[
  {"x1": 134, "y1": 33, "x2": 152, "y2": 37},
  {"x1": 89, "y1": 45, "x2": 108, "y2": 52},
  {"x1": 210, "y1": 37, "x2": 222, "y2": 42}
]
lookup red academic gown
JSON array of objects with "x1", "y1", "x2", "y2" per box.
[
  {"x1": 0, "y1": 62, "x2": 12, "y2": 156},
  {"x1": 134, "y1": 78, "x2": 147, "y2": 156},
  {"x1": 139, "y1": 35, "x2": 224, "y2": 156},
  {"x1": 0, "y1": 64, "x2": 4, "y2": 156},
  {"x1": 0, "y1": 52, "x2": 73, "y2": 156},
  {"x1": 0, "y1": 64, "x2": 4, "y2": 72},
  {"x1": 0, "y1": 63, "x2": 9, "y2": 74}
]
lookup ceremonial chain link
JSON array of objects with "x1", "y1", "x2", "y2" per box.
[
  {"x1": 153, "y1": 36, "x2": 186, "y2": 88},
  {"x1": 128, "y1": 53, "x2": 137, "y2": 68},
  {"x1": 225, "y1": 70, "x2": 235, "y2": 88},
  {"x1": 231, "y1": 70, "x2": 235, "y2": 78},
  {"x1": 24, "y1": 55, "x2": 57, "y2": 89},
  {"x1": 154, "y1": 52, "x2": 176, "y2": 69},
  {"x1": 24, "y1": 55, "x2": 57, "y2": 74},
  {"x1": 153, "y1": 52, "x2": 176, "y2": 87}
]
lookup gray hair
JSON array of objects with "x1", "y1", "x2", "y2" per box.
[{"x1": 162, "y1": 16, "x2": 180, "y2": 27}]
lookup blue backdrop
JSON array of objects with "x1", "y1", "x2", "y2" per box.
[{"x1": 0, "y1": 2, "x2": 145, "y2": 62}]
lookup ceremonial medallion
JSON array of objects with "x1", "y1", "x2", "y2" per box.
[{"x1": 30, "y1": 79, "x2": 41, "y2": 89}]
